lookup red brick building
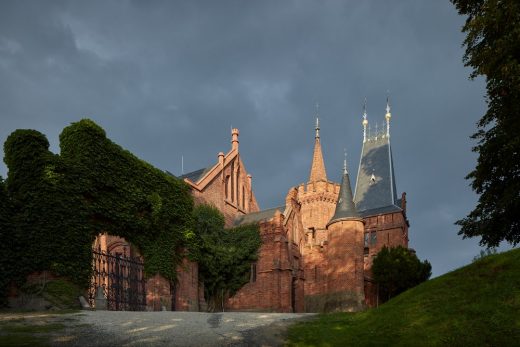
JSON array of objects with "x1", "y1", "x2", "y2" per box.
[{"x1": 92, "y1": 100, "x2": 408, "y2": 312}]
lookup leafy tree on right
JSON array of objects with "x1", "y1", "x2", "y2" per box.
[
  {"x1": 372, "y1": 246, "x2": 431, "y2": 303},
  {"x1": 451, "y1": 0, "x2": 520, "y2": 247}
]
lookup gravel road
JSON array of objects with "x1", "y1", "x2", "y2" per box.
[{"x1": 38, "y1": 311, "x2": 316, "y2": 346}]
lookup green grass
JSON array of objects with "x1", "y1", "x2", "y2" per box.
[
  {"x1": 0, "y1": 320, "x2": 66, "y2": 347},
  {"x1": 287, "y1": 248, "x2": 520, "y2": 346}
]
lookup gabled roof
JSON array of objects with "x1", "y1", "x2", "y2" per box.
[
  {"x1": 180, "y1": 167, "x2": 212, "y2": 183},
  {"x1": 354, "y1": 135, "x2": 397, "y2": 212},
  {"x1": 234, "y1": 205, "x2": 285, "y2": 226}
]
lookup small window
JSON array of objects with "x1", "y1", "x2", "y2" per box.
[
  {"x1": 364, "y1": 233, "x2": 369, "y2": 247},
  {"x1": 251, "y1": 263, "x2": 257, "y2": 282}
]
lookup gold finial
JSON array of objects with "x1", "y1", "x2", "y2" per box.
[
  {"x1": 385, "y1": 92, "x2": 391, "y2": 137},
  {"x1": 343, "y1": 148, "x2": 348, "y2": 174},
  {"x1": 362, "y1": 98, "x2": 368, "y2": 143}
]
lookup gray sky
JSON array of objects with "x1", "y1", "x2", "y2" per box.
[{"x1": 0, "y1": 1, "x2": 508, "y2": 276}]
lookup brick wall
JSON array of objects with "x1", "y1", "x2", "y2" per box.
[{"x1": 226, "y1": 196, "x2": 305, "y2": 312}]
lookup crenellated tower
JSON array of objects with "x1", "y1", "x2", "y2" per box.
[{"x1": 298, "y1": 109, "x2": 340, "y2": 246}]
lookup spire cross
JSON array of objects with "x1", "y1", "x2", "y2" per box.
[{"x1": 315, "y1": 102, "x2": 320, "y2": 139}]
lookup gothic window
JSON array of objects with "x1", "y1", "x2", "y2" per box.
[
  {"x1": 225, "y1": 175, "x2": 230, "y2": 200},
  {"x1": 250, "y1": 263, "x2": 257, "y2": 282},
  {"x1": 242, "y1": 186, "x2": 245, "y2": 209},
  {"x1": 370, "y1": 232, "x2": 377, "y2": 245},
  {"x1": 231, "y1": 162, "x2": 235, "y2": 202},
  {"x1": 236, "y1": 168, "x2": 240, "y2": 206},
  {"x1": 364, "y1": 232, "x2": 369, "y2": 247}
]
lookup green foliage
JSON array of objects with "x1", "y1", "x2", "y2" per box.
[
  {"x1": 372, "y1": 246, "x2": 431, "y2": 303},
  {"x1": 2, "y1": 129, "x2": 90, "y2": 289},
  {"x1": 0, "y1": 176, "x2": 13, "y2": 306},
  {"x1": 2, "y1": 119, "x2": 194, "y2": 295},
  {"x1": 451, "y1": 0, "x2": 520, "y2": 247},
  {"x1": 472, "y1": 246, "x2": 497, "y2": 262},
  {"x1": 191, "y1": 204, "x2": 261, "y2": 311},
  {"x1": 288, "y1": 248, "x2": 520, "y2": 346},
  {"x1": 42, "y1": 279, "x2": 83, "y2": 309},
  {"x1": 59, "y1": 119, "x2": 193, "y2": 283}
]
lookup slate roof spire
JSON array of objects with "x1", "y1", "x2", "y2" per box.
[
  {"x1": 354, "y1": 98, "x2": 398, "y2": 213},
  {"x1": 327, "y1": 155, "x2": 360, "y2": 226},
  {"x1": 309, "y1": 104, "x2": 327, "y2": 182}
]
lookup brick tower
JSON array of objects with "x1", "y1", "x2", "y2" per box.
[
  {"x1": 298, "y1": 116, "x2": 340, "y2": 246},
  {"x1": 325, "y1": 157, "x2": 365, "y2": 311}
]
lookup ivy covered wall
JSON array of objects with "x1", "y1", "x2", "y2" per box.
[
  {"x1": 1, "y1": 120, "x2": 193, "y2": 297},
  {"x1": 0, "y1": 119, "x2": 261, "y2": 309}
]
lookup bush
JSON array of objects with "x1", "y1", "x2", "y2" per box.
[{"x1": 372, "y1": 246, "x2": 431, "y2": 303}]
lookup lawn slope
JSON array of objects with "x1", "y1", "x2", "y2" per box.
[{"x1": 287, "y1": 248, "x2": 520, "y2": 346}]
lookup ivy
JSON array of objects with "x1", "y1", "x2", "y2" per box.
[
  {"x1": 2, "y1": 120, "x2": 193, "y2": 294},
  {"x1": 1, "y1": 120, "x2": 261, "y2": 310},
  {"x1": 191, "y1": 204, "x2": 261, "y2": 311},
  {"x1": 0, "y1": 176, "x2": 13, "y2": 305}
]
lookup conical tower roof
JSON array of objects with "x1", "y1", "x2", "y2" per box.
[
  {"x1": 328, "y1": 160, "x2": 360, "y2": 226},
  {"x1": 309, "y1": 117, "x2": 327, "y2": 182}
]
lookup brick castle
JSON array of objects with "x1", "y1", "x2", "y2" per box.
[{"x1": 95, "y1": 100, "x2": 409, "y2": 312}]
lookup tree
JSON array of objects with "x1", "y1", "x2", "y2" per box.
[
  {"x1": 451, "y1": 0, "x2": 520, "y2": 247},
  {"x1": 372, "y1": 246, "x2": 431, "y2": 303},
  {"x1": 190, "y1": 204, "x2": 261, "y2": 311}
]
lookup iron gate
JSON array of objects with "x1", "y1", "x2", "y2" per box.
[{"x1": 89, "y1": 246, "x2": 146, "y2": 311}]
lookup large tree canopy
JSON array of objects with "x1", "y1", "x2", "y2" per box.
[{"x1": 452, "y1": 0, "x2": 520, "y2": 247}]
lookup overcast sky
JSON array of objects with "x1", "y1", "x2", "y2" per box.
[{"x1": 1, "y1": 1, "x2": 510, "y2": 277}]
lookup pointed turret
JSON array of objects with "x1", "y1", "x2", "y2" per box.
[
  {"x1": 309, "y1": 108, "x2": 328, "y2": 182},
  {"x1": 327, "y1": 155, "x2": 360, "y2": 226}
]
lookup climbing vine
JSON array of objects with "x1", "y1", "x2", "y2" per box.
[
  {"x1": 190, "y1": 204, "x2": 261, "y2": 311},
  {"x1": 2, "y1": 120, "x2": 193, "y2": 294}
]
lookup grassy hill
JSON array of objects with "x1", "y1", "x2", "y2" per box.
[{"x1": 287, "y1": 248, "x2": 520, "y2": 346}]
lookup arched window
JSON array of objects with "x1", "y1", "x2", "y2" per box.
[
  {"x1": 225, "y1": 175, "x2": 230, "y2": 200},
  {"x1": 230, "y1": 162, "x2": 235, "y2": 202}
]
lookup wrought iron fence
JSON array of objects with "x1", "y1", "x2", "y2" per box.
[{"x1": 89, "y1": 246, "x2": 146, "y2": 311}]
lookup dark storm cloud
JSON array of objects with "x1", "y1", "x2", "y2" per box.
[{"x1": 0, "y1": 0, "x2": 504, "y2": 276}]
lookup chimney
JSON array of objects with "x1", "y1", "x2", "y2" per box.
[{"x1": 231, "y1": 128, "x2": 239, "y2": 150}]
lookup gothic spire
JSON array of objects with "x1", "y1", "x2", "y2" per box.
[
  {"x1": 328, "y1": 158, "x2": 360, "y2": 226},
  {"x1": 309, "y1": 108, "x2": 327, "y2": 182}
]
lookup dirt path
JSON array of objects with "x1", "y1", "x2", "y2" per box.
[{"x1": 0, "y1": 311, "x2": 316, "y2": 346}]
